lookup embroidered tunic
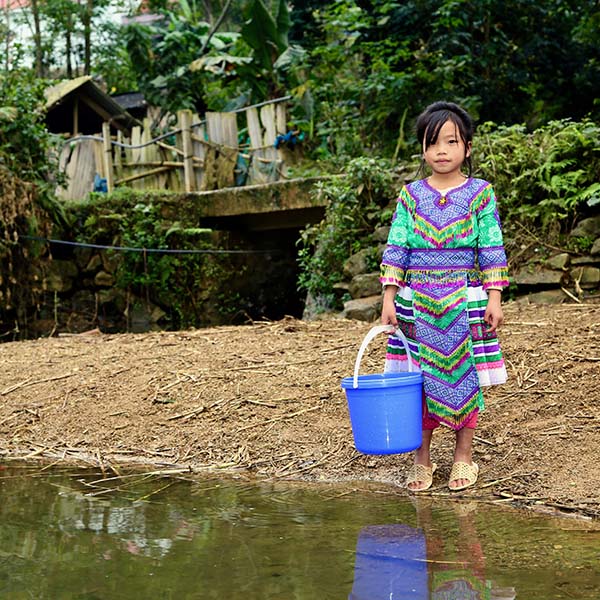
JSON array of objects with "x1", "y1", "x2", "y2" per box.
[{"x1": 380, "y1": 178, "x2": 509, "y2": 430}]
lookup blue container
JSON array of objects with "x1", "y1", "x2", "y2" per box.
[
  {"x1": 341, "y1": 325, "x2": 423, "y2": 455},
  {"x1": 341, "y1": 372, "x2": 423, "y2": 454},
  {"x1": 349, "y1": 524, "x2": 428, "y2": 600}
]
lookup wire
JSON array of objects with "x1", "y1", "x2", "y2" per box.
[{"x1": 22, "y1": 235, "x2": 277, "y2": 255}]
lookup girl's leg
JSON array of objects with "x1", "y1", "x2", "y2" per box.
[
  {"x1": 407, "y1": 428, "x2": 433, "y2": 492},
  {"x1": 407, "y1": 394, "x2": 438, "y2": 491},
  {"x1": 407, "y1": 429, "x2": 434, "y2": 491},
  {"x1": 450, "y1": 425, "x2": 475, "y2": 490}
]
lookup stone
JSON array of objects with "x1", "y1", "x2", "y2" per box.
[
  {"x1": 373, "y1": 225, "x2": 390, "y2": 243},
  {"x1": 571, "y1": 255, "x2": 600, "y2": 266},
  {"x1": 341, "y1": 295, "x2": 382, "y2": 322},
  {"x1": 349, "y1": 272, "x2": 382, "y2": 299},
  {"x1": 570, "y1": 215, "x2": 600, "y2": 239},
  {"x1": 73, "y1": 246, "x2": 93, "y2": 270},
  {"x1": 591, "y1": 238, "x2": 600, "y2": 255},
  {"x1": 545, "y1": 253, "x2": 570, "y2": 270},
  {"x1": 515, "y1": 290, "x2": 567, "y2": 304},
  {"x1": 84, "y1": 254, "x2": 103, "y2": 274},
  {"x1": 343, "y1": 249, "x2": 370, "y2": 279},
  {"x1": 332, "y1": 281, "x2": 351, "y2": 298},
  {"x1": 94, "y1": 270, "x2": 115, "y2": 287},
  {"x1": 97, "y1": 288, "x2": 128, "y2": 313},
  {"x1": 575, "y1": 266, "x2": 600, "y2": 289},
  {"x1": 45, "y1": 259, "x2": 79, "y2": 292},
  {"x1": 100, "y1": 250, "x2": 121, "y2": 274},
  {"x1": 513, "y1": 267, "x2": 565, "y2": 287}
]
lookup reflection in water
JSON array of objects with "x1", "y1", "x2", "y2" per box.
[
  {"x1": 350, "y1": 524, "x2": 427, "y2": 599},
  {"x1": 350, "y1": 500, "x2": 517, "y2": 600},
  {"x1": 1, "y1": 465, "x2": 599, "y2": 599}
]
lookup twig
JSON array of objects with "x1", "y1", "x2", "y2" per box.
[
  {"x1": 235, "y1": 405, "x2": 321, "y2": 433},
  {"x1": 166, "y1": 405, "x2": 206, "y2": 421},
  {"x1": 473, "y1": 435, "x2": 495, "y2": 446},
  {"x1": 561, "y1": 287, "x2": 582, "y2": 304},
  {"x1": 1, "y1": 372, "x2": 77, "y2": 396}
]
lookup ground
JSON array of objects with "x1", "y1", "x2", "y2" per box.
[{"x1": 1, "y1": 302, "x2": 599, "y2": 519}]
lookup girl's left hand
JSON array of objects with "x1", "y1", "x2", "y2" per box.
[{"x1": 484, "y1": 289, "x2": 503, "y2": 333}]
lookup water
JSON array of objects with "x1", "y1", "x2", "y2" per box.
[{"x1": 0, "y1": 464, "x2": 598, "y2": 599}]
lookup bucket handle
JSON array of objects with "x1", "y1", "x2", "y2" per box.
[{"x1": 353, "y1": 325, "x2": 414, "y2": 389}]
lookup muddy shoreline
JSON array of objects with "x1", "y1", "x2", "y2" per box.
[{"x1": 1, "y1": 303, "x2": 599, "y2": 519}]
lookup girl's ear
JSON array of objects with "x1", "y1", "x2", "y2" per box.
[{"x1": 465, "y1": 141, "x2": 472, "y2": 158}]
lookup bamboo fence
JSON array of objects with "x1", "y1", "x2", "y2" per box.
[{"x1": 56, "y1": 99, "x2": 291, "y2": 200}]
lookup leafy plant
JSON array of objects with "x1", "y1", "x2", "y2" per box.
[
  {"x1": 476, "y1": 118, "x2": 600, "y2": 238},
  {"x1": 297, "y1": 157, "x2": 396, "y2": 309},
  {"x1": 75, "y1": 192, "x2": 239, "y2": 328}
]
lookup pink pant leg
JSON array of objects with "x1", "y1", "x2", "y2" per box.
[{"x1": 422, "y1": 394, "x2": 478, "y2": 430}]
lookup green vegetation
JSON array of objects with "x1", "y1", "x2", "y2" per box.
[
  {"x1": 74, "y1": 191, "x2": 240, "y2": 329},
  {"x1": 476, "y1": 119, "x2": 600, "y2": 235},
  {"x1": 298, "y1": 157, "x2": 397, "y2": 306},
  {"x1": 1, "y1": 0, "x2": 599, "y2": 327}
]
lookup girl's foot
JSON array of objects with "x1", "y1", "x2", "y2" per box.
[
  {"x1": 448, "y1": 462, "x2": 479, "y2": 491},
  {"x1": 406, "y1": 463, "x2": 437, "y2": 491}
]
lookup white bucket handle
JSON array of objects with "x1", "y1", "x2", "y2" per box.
[{"x1": 353, "y1": 324, "x2": 414, "y2": 389}]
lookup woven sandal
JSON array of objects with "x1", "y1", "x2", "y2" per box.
[
  {"x1": 448, "y1": 462, "x2": 479, "y2": 491},
  {"x1": 406, "y1": 463, "x2": 437, "y2": 492}
]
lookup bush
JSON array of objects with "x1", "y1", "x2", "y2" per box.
[
  {"x1": 297, "y1": 157, "x2": 396, "y2": 310},
  {"x1": 476, "y1": 119, "x2": 600, "y2": 238}
]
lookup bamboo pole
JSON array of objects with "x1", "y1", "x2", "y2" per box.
[
  {"x1": 101, "y1": 122, "x2": 114, "y2": 192},
  {"x1": 179, "y1": 109, "x2": 195, "y2": 192},
  {"x1": 116, "y1": 166, "x2": 173, "y2": 185}
]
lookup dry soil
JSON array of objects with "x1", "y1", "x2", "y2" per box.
[{"x1": 1, "y1": 302, "x2": 599, "y2": 519}]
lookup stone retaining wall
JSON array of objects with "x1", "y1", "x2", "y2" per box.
[{"x1": 339, "y1": 215, "x2": 600, "y2": 322}]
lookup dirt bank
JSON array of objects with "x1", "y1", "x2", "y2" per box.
[{"x1": 1, "y1": 303, "x2": 598, "y2": 519}]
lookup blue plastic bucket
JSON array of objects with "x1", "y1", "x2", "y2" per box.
[
  {"x1": 341, "y1": 326, "x2": 423, "y2": 455},
  {"x1": 349, "y1": 524, "x2": 428, "y2": 600}
]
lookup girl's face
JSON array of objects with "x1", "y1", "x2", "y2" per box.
[{"x1": 422, "y1": 119, "x2": 471, "y2": 178}]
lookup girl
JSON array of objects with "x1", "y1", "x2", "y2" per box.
[{"x1": 380, "y1": 101, "x2": 509, "y2": 492}]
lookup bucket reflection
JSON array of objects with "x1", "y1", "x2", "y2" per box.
[
  {"x1": 349, "y1": 524, "x2": 428, "y2": 600},
  {"x1": 350, "y1": 501, "x2": 518, "y2": 600}
]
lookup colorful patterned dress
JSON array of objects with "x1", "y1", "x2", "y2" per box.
[{"x1": 380, "y1": 178, "x2": 509, "y2": 430}]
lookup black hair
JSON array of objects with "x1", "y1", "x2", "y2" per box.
[{"x1": 415, "y1": 101, "x2": 474, "y2": 177}]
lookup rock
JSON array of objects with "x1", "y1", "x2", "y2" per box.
[
  {"x1": 100, "y1": 250, "x2": 121, "y2": 274},
  {"x1": 515, "y1": 290, "x2": 567, "y2": 304},
  {"x1": 332, "y1": 281, "x2": 351, "y2": 298},
  {"x1": 545, "y1": 253, "x2": 570, "y2": 270},
  {"x1": 591, "y1": 238, "x2": 600, "y2": 255},
  {"x1": 341, "y1": 295, "x2": 382, "y2": 322},
  {"x1": 343, "y1": 249, "x2": 370, "y2": 279},
  {"x1": 94, "y1": 270, "x2": 115, "y2": 287},
  {"x1": 571, "y1": 255, "x2": 600, "y2": 266},
  {"x1": 513, "y1": 267, "x2": 565, "y2": 287},
  {"x1": 574, "y1": 266, "x2": 600, "y2": 289},
  {"x1": 373, "y1": 226, "x2": 390, "y2": 243},
  {"x1": 98, "y1": 288, "x2": 127, "y2": 313},
  {"x1": 128, "y1": 302, "x2": 165, "y2": 332},
  {"x1": 349, "y1": 272, "x2": 382, "y2": 299},
  {"x1": 84, "y1": 254, "x2": 103, "y2": 274},
  {"x1": 73, "y1": 246, "x2": 93, "y2": 270},
  {"x1": 45, "y1": 259, "x2": 79, "y2": 292},
  {"x1": 570, "y1": 215, "x2": 600, "y2": 238},
  {"x1": 377, "y1": 243, "x2": 386, "y2": 261}
]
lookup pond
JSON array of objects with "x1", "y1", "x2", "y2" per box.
[{"x1": 0, "y1": 463, "x2": 598, "y2": 599}]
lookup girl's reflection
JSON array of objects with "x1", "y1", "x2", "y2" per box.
[{"x1": 349, "y1": 500, "x2": 516, "y2": 600}]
